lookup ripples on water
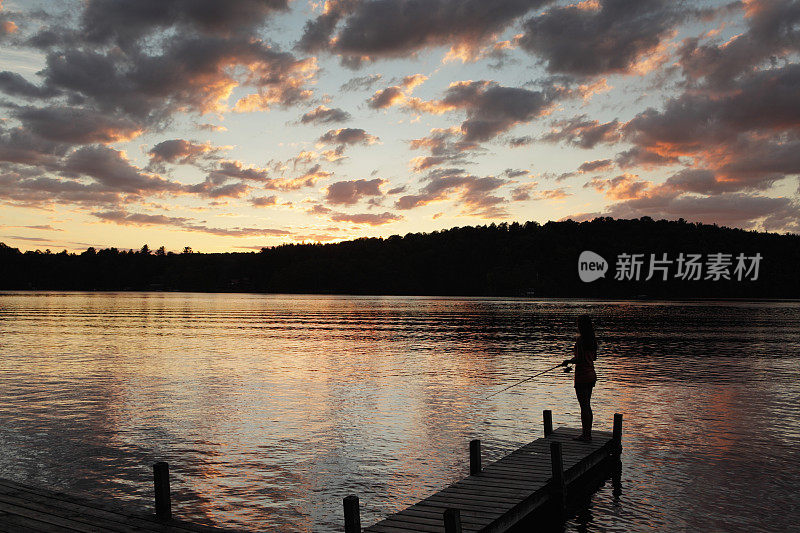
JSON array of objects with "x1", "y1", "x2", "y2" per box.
[{"x1": 1, "y1": 292, "x2": 799, "y2": 532}]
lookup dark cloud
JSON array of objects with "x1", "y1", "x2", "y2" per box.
[
  {"x1": 11, "y1": 106, "x2": 143, "y2": 144},
  {"x1": 621, "y1": 63, "x2": 800, "y2": 188},
  {"x1": 148, "y1": 139, "x2": 221, "y2": 165},
  {"x1": 80, "y1": 0, "x2": 290, "y2": 47},
  {"x1": 0, "y1": 165, "x2": 124, "y2": 208},
  {"x1": 396, "y1": 169, "x2": 508, "y2": 218},
  {"x1": 189, "y1": 180, "x2": 251, "y2": 199},
  {"x1": 578, "y1": 159, "x2": 613, "y2": 172},
  {"x1": 92, "y1": 209, "x2": 291, "y2": 236},
  {"x1": 553, "y1": 171, "x2": 577, "y2": 182},
  {"x1": 197, "y1": 158, "x2": 327, "y2": 194},
  {"x1": 663, "y1": 168, "x2": 736, "y2": 195},
  {"x1": 251, "y1": 195, "x2": 278, "y2": 207},
  {"x1": 10, "y1": 0, "x2": 315, "y2": 131},
  {"x1": 542, "y1": 115, "x2": 621, "y2": 148},
  {"x1": 288, "y1": 233, "x2": 340, "y2": 242},
  {"x1": 510, "y1": 182, "x2": 570, "y2": 201},
  {"x1": 7, "y1": 224, "x2": 63, "y2": 231},
  {"x1": 585, "y1": 173, "x2": 650, "y2": 200},
  {"x1": 0, "y1": 135, "x2": 268, "y2": 209},
  {"x1": 416, "y1": 80, "x2": 560, "y2": 142},
  {"x1": 625, "y1": 63, "x2": 800, "y2": 147},
  {"x1": 318, "y1": 128, "x2": 379, "y2": 145},
  {"x1": 509, "y1": 135, "x2": 533, "y2": 147},
  {"x1": 270, "y1": 163, "x2": 333, "y2": 190},
  {"x1": 25, "y1": 27, "x2": 73, "y2": 49},
  {"x1": 339, "y1": 73, "x2": 383, "y2": 92},
  {"x1": 2, "y1": 236, "x2": 57, "y2": 243},
  {"x1": 296, "y1": 0, "x2": 361, "y2": 53},
  {"x1": 320, "y1": 0, "x2": 552, "y2": 65},
  {"x1": 519, "y1": 0, "x2": 683, "y2": 76},
  {"x1": 41, "y1": 36, "x2": 317, "y2": 121},
  {"x1": 1, "y1": 139, "x2": 184, "y2": 208},
  {"x1": 615, "y1": 146, "x2": 681, "y2": 168},
  {"x1": 503, "y1": 168, "x2": 529, "y2": 178},
  {"x1": 325, "y1": 178, "x2": 385, "y2": 205},
  {"x1": 185, "y1": 163, "x2": 252, "y2": 198},
  {"x1": 210, "y1": 160, "x2": 270, "y2": 182},
  {"x1": 602, "y1": 192, "x2": 800, "y2": 233},
  {"x1": 510, "y1": 184, "x2": 533, "y2": 201},
  {"x1": 212, "y1": 160, "x2": 331, "y2": 191},
  {"x1": 195, "y1": 122, "x2": 227, "y2": 132},
  {"x1": 0, "y1": 127, "x2": 68, "y2": 167},
  {"x1": 0, "y1": 71, "x2": 58, "y2": 99},
  {"x1": 536, "y1": 188, "x2": 570, "y2": 200},
  {"x1": 300, "y1": 105, "x2": 351, "y2": 124},
  {"x1": 329, "y1": 211, "x2": 402, "y2": 226},
  {"x1": 718, "y1": 136, "x2": 800, "y2": 184},
  {"x1": 367, "y1": 74, "x2": 426, "y2": 109},
  {"x1": 307, "y1": 204, "x2": 332, "y2": 215},
  {"x1": 405, "y1": 80, "x2": 562, "y2": 171},
  {"x1": 678, "y1": 0, "x2": 800, "y2": 87},
  {"x1": 408, "y1": 128, "x2": 476, "y2": 171},
  {"x1": 368, "y1": 86, "x2": 404, "y2": 109},
  {"x1": 64, "y1": 145, "x2": 182, "y2": 193}
]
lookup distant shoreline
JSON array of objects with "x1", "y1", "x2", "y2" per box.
[
  {"x1": 3, "y1": 289, "x2": 800, "y2": 303},
  {"x1": 3, "y1": 218, "x2": 799, "y2": 298}
]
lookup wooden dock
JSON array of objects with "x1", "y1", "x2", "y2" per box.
[
  {"x1": 0, "y1": 412, "x2": 622, "y2": 532},
  {"x1": 348, "y1": 411, "x2": 623, "y2": 533},
  {"x1": 0, "y1": 466, "x2": 238, "y2": 533}
]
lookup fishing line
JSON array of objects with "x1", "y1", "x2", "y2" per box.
[{"x1": 483, "y1": 362, "x2": 570, "y2": 400}]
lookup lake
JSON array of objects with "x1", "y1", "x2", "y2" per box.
[{"x1": 1, "y1": 292, "x2": 799, "y2": 531}]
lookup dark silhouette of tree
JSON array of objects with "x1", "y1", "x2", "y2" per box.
[{"x1": 0, "y1": 217, "x2": 797, "y2": 297}]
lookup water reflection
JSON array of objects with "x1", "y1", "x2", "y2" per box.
[{"x1": 0, "y1": 292, "x2": 799, "y2": 531}]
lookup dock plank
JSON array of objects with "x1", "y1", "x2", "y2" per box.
[
  {"x1": 364, "y1": 426, "x2": 619, "y2": 533},
  {"x1": 0, "y1": 478, "x2": 238, "y2": 533}
]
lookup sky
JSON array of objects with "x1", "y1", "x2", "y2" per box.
[{"x1": 0, "y1": 0, "x2": 799, "y2": 252}]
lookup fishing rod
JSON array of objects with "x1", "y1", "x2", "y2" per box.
[{"x1": 483, "y1": 362, "x2": 571, "y2": 400}]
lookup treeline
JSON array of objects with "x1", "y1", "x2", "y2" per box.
[{"x1": 1, "y1": 217, "x2": 799, "y2": 298}]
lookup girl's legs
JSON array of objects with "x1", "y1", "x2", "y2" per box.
[{"x1": 575, "y1": 383, "x2": 594, "y2": 439}]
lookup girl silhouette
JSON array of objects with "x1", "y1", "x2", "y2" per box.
[{"x1": 562, "y1": 314, "x2": 598, "y2": 442}]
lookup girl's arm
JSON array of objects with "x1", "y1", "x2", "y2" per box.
[{"x1": 562, "y1": 343, "x2": 578, "y2": 366}]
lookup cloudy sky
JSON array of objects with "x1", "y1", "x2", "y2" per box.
[{"x1": 0, "y1": 0, "x2": 798, "y2": 252}]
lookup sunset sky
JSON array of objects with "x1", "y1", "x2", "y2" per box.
[{"x1": 0, "y1": 0, "x2": 798, "y2": 252}]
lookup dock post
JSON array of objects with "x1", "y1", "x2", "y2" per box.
[
  {"x1": 612, "y1": 458, "x2": 623, "y2": 497},
  {"x1": 549, "y1": 442, "x2": 566, "y2": 518},
  {"x1": 343, "y1": 494, "x2": 361, "y2": 533},
  {"x1": 543, "y1": 409, "x2": 553, "y2": 436},
  {"x1": 443, "y1": 508, "x2": 463, "y2": 533},
  {"x1": 469, "y1": 439, "x2": 481, "y2": 476},
  {"x1": 153, "y1": 461, "x2": 171, "y2": 520},
  {"x1": 612, "y1": 413, "x2": 623, "y2": 455},
  {"x1": 612, "y1": 413, "x2": 624, "y2": 497}
]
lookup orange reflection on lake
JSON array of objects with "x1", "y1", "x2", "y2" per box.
[{"x1": 1, "y1": 292, "x2": 799, "y2": 532}]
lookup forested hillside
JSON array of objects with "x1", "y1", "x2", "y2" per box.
[{"x1": 2, "y1": 217, "x2": 798, "y2": 298}]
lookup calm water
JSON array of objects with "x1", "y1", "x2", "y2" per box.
[{"x1": 1, "y1": 292, "x2": 799, "y2": 532}]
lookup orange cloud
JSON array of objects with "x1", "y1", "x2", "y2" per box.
[
  {"x1": 586, "y1": 173, "x2": 651, "y2": 200},
  {"x1": 234, "y1": 57, "x2": 318, "y2": 112},
  {"x1": 367, "y1": 74, "x2": 428, "y2": 110}
]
